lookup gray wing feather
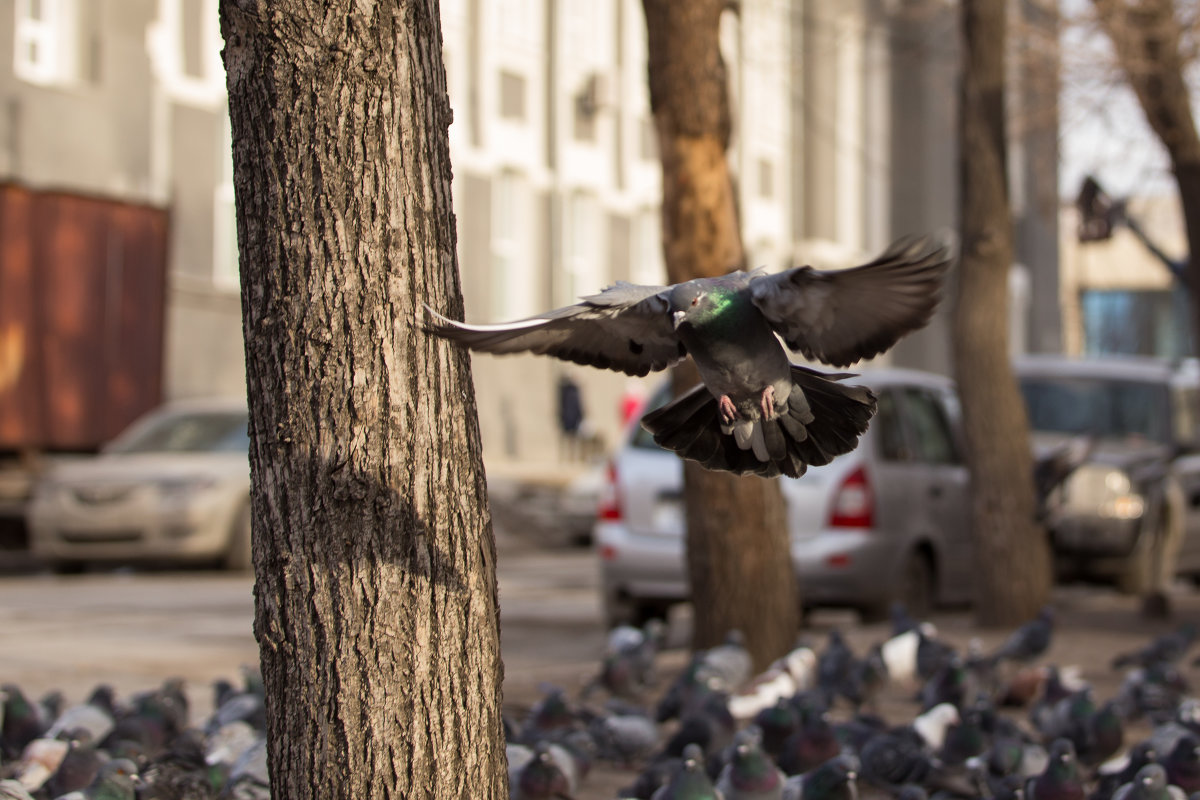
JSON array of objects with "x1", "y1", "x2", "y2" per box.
[
  {"x1": 424, "y1": 282, "x2": 683, "y2": 377},
  {"x1": 749, "y1": 232, "x2": 955, "y2": 368}
]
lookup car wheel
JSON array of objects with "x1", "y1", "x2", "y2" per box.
[
  {"x1": 50, "y1": 560, "x2": 86, "y2": 575},
  {"x1": 857, "y1": 603, "x2": 888, "y2": 625},
  {"x1": 603, "y1": 590, "x2": 665, "y2": 629},
  {"x1": 222, "y1": 502, "x2": 253, "y2": 572}
]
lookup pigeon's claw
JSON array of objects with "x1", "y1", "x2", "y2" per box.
[
  {"x1": 760, "y1": 385, "x2": 777, "y2": 420},
  {"x1": 718, "y1": 394, "x2": 738, "y2": 425}
]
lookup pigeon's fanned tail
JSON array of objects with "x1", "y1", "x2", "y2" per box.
[
  {"x1": 788, "y1": 365, "x2": 877, "y2": 466},
  {"x1": 641, "y1": 366, "x2": 877, "y2": 479}
]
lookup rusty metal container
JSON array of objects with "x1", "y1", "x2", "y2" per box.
[{"x1": 0, "y1": 183, "x2": 167, "y2": 451}]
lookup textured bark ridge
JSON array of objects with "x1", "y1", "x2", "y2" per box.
[
  {"x1": 220, "y1": 2, "x2": 506, "y2": 798},
  {"x1": 644, "y1": 0, "x2": 799, "y2": 668},
  {"x1": 955, "y1": 0, "x2": 1052, "y2": 626}
]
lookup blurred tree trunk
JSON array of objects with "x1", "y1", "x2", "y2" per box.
[
  {"x1": 220, "y1": 2, "x2": 507, "y2": 799},
  {"x1": 643, "y1": 0, "x2": 798, "y2": 668},
  {"x1": 955, "y1": 0, "x2": 1052, "y2": 626},
  {"x1": 1091, "y1": 0, "x2": 1200, "y2": 352}
]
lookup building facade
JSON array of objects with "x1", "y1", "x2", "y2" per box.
[{"x1": 0, "y1": 0, "x2": 1061, "y2": 471}]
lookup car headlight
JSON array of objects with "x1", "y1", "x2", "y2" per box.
[{"x1": 1063, "y1": 465, "x2": 1144, "y2": 520}]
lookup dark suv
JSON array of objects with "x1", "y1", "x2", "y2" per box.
[{"x1": 1015, "y1": 355, "x2": 1200, "y2": 592}]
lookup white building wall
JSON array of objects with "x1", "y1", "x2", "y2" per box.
[
  {"x1": 738, "y1": 0, "x2": 792, "y2": 270},
  {"x1": 442, "y1": 0, "x2": 800, "y2": 469}
]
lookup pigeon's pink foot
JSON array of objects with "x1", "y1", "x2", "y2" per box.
[
  {"x1": 718, "y1": 394, "x2": 738, "y2": 425},
  {"x1": 760, "y1": 385, "x2": 777, "y2": 419}
]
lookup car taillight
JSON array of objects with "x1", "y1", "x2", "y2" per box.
[
  {"x1": 596, "y1": 461, "x2": 622, "y2": 521},
  {"x1": 829, "y1": 466, "x2": 873, "y2": 528}
]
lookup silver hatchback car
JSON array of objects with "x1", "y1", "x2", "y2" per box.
[
  {"x1": 594, "y1": 367, "x2": 973, "y2": 626},
  {"x1": 27, "y1": 399, "x2": 252, "y2": 572}
]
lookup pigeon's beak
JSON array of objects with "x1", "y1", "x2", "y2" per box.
[{"x1": 672, "y1": 310, "x2": 686, "y2": 329}]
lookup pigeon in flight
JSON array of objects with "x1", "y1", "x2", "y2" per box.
[{"x1": 426, "y1": 233, "x2": 953, "y2": 478}]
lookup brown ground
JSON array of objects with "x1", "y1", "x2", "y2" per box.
[{"x1": 2, "y1": 510, "x2": 1198, "y2": 799}]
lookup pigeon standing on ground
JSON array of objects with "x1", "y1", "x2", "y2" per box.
[
  {"x1": 715, "y1": 729, "x2": 786, "y2": 800},
  {"x1": 697, "y1": 632, "x2": 754, "y2": 695},
  {"x1": 990, "y1": 607, "x2": 1056, "y2": 667},
  {"x1": 728, "y1": 645, "x2": 816, "y2": 722},
  {"x1": 1026, "y1": 739, "x2": 1086, "y2": 800},
  {"x1": 0, "y1": 780, "x2": 36, "y2": 800},
  {"x1": 780, "y1": 756, "x2": 859, "y2": 800},
  {"x1": 43, "y1": 685, "x2": 116, "y2": 744},
  {"x1": 1112, "y1": 763, "x2": 1187, "y2": 800},
  {"x1": 1114, "y1": 624, "x2": 1199, "y2": 671},
  {"x1": 650, "y1": 743, "x2": 724, "y2": 800},
  {"x1": 1159, "y1": 732, "x2": 1200, "y2": 794},
  {"x1": 1, "y1": 685, "x2": 47, "y2": 760},
  {"x1": 513, "y1": 742, "x2": 575, "y2": 800},
  {"x1": 426, "y1": 233, "x2": 953, "y2": 478}
]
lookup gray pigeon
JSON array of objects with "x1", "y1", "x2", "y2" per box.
[
  {"x1": 426, "y1": 233, "x2": 952, "y2": 478},
  {"x1": 0, "y1": 780, "x2": 35, "y2": 800},
  {"x1": 651, "y1": 743, "x2": 725, "y2": 800},
  {"x1": 1112, "y1": 763, "x2": 1187, "y2": 800},
  {"x1": 696, "y1": 631, "x2": 754, "y2": 693},
  {"x1": 716, "y1": 729, "x2": 786, "y2": 800}
]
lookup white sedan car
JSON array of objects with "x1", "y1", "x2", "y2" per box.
[
  {"x1": 27, "y1": 399, "x2": 252, "y2": 572},
  {"x1": 594, "y1": 368, "x2": 974, "y2": 626}
]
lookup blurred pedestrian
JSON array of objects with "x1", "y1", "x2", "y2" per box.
[{"x1": 557, "y1": 373, "x2": 585, "y2": 460}]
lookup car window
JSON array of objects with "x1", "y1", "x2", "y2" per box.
[
  {"x1": 1019, "y1": 376, "x2": 1171, "y2": 444},
  {"x1": 108, "y1": 412, "x2": 250, "y2": 454},
  {"x1": 874, "y1": 390, "x2": 911, "y2": 462},
  {"x1": 630, "y1": 384, "x2": 672, "y2": 451},
  {"x1": 901, "y1": 388, "x2": 959, "y2": 464}
]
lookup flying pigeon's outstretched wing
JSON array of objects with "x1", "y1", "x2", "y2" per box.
[
  {"x1": 749, "y1": 233, "x2": 955, "y2": 368},
  {"x1": 424, "y1": 282, "x2": 684, "y2": 377}
]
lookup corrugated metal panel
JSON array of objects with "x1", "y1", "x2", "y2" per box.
[
  {"x1": 0, "y1": 184, "x2": 167, "y2": 450},
  {"x1": 0, "y1": 186, "x2": 41, "y2": 447}
]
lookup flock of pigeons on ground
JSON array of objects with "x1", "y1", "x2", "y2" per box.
[
  {"x1": 4, "y1": 605, "x2": 1200, "y2": 800},
  {"x1": 0, "y1": 669, "x2": 267, "y2": 800},
  {"x1": 507, "y1": 607, "x2": 1200, "y2": 800}
]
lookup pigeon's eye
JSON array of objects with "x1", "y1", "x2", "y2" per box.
[{"x1": 690, "y1": 296, "x2": 699, "y2": 307}]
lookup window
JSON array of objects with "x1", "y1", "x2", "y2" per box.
[
  {"x1": 639, "y1": 117, "x2": 658, "y2": 161},
  {"x1": 564, "y1": 192, "x2": 600, "y2": 304},
  {"x1": 108, "y1": 411, "x2": 249, "y2": 454},
  {"x1": 573, "y1": 96, "x2": 596, "y2": 142},
  {"x1": 1019, "y1": 376, "x2": 1172, "y2": 444},
  {"x1": 901, "y1": 389, "x2": 960, "y2": 465},
  {"x1": 491, "y1": 171, "x2": 531, "y2": 318},
  {"x1": 630, "y1": 209, "x2": 664, "y2": 287},
  {"x1": 874, "y1": 391, "x2": 910, "y2": 462},
  {"x1": 213, "y1": 111, "x2": 239, "y2": 290},
  {"x1": 148, "y1": 0, "x2": 224, "y2": 107},
  {"x1": 757, "y1": 158, "x2": 774, "y2": 199},
  {"x1": 499, "y1": 70, "x2": 526, "y2": 120},
  {"x1": 14, "y1": 0, "x2": 79, "y2": 86}
]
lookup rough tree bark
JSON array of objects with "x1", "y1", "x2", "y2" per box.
[
  {"x1": 1092, "y1": 0, "x2": 1200, "y2": 354},
  {"x1": 642, "y1": 0, "x2": 798, "y2": 668},
  {"x1": 219, "y1": 3, "x2": 506, "y2": 799},
  {"x1": 955, "y1": 0, "x2": 1052, "y2": 626}
]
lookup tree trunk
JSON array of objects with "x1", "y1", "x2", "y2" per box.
[
  {"x1": 955, "y1": 0, "x2": 1052, "y2": 626},
  {"x1": 219, "y1": 3, "x2": 506, "y2": 799},
  {"x1": 1092, "y1": 0, "x2": 1200, "y2": 354},
  {"x1": 643, "y1": 0, "x2": 798, "y2": 668}
]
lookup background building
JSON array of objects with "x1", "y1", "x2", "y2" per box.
[
  {"x1": 1060, "y1": 195, "x2": 1191, "y2": 358},
  {"x1": 0, "y1": 0, "x2": 1064, "y2": 480}
]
